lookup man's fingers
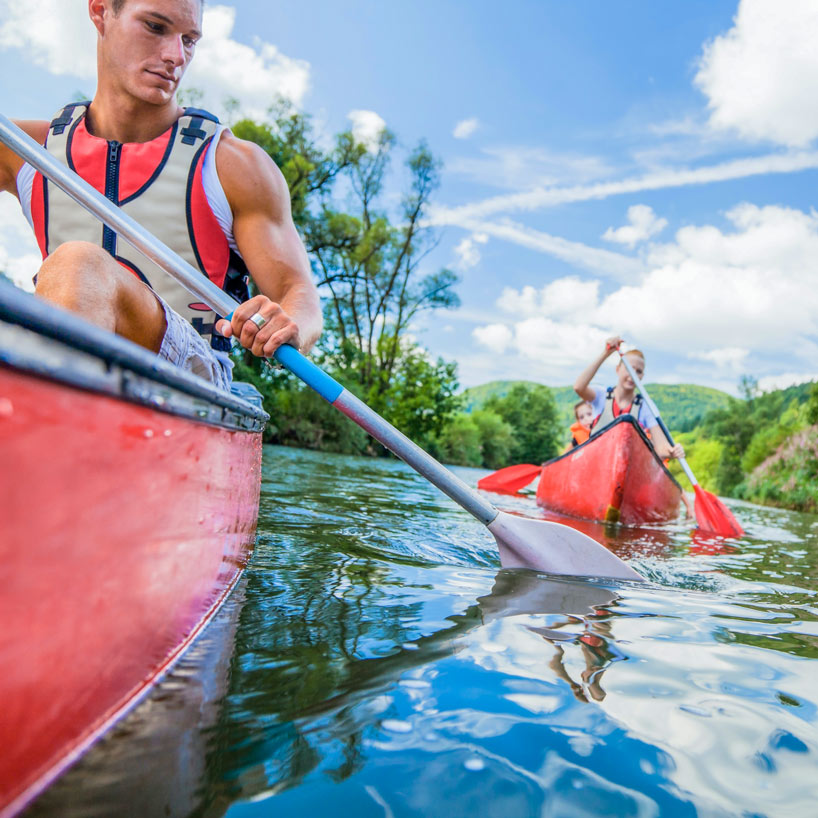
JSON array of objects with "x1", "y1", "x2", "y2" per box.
[
  {"x1": 262, "y1": 327, "x2": 300, "y2": 357},
  {"x1": 226, "y1": 297, "x2": 301, "y2": 358}
]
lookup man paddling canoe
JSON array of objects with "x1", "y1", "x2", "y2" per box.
[
  {"x1": 574, "y1": 336, "x2": 685, "y2": 461},
  {"x1": 0, "y1": 0, "x2": 322, "y2": 392}
]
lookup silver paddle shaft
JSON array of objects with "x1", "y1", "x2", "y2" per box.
[{"x1": 618, "y1": 353, "x2": 698, "y2": 486}]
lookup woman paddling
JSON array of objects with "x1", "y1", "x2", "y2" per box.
[{"x1": 574, "y1": 335, "x2": 685, "y2": 461}]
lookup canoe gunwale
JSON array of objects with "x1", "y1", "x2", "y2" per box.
[
  {"x1": 0, "y1": 281, "x2": 268, "y2": 433},
  {"x1": 543, "y1": 414, "x2": 682, "y2": 492}
]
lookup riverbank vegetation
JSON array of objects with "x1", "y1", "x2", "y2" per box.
[
  {"x1": 670, "y1": 380, "x2": 818, "y2": 513},
  {"x1": 224, "y1": 105, "x2": 816, "y2": 513}
]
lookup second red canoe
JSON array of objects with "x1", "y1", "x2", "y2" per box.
[{"x1": 536, "y1": 415, "x2": 682, "y2": 525}]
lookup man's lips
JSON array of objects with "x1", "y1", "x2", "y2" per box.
[{"x1": 146, "y1": 69, "x2": 177, "y2": 84}]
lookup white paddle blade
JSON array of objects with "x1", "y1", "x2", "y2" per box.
[{"x1": 487, "y1": 511, "x2": 644, "y2": 582}]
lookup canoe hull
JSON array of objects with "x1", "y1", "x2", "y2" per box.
[
  {"x1": 0, "y1": 284, "x2": 266, "y2": 816},
  {"x1": 536, "y1": 416, "x2": 682, "y2": 525}
]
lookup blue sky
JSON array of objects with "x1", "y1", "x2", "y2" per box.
[{"x1": 2, "y1": 0, "x2": 818, "y2": 393}]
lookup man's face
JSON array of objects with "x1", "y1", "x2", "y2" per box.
[{"x1": 95, "y1": 0, "x2": 202, "y2": 105}]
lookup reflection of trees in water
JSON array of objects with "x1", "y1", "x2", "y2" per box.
[{"x1": 193, "y1": 561, "x2": 628, "y2": 814}]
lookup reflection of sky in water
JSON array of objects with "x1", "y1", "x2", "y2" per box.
[{"x1": 28, "y1": 445, "x2": 818, "y2": 817}]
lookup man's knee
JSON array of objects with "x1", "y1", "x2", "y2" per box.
[{"x1": 36, "y1": 241, "x2": 118, "y2": 291}]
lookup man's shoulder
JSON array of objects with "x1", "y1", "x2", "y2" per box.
[
  {"x1": 214, "y1": 130, "x2": 289, "y2": 210},
  {"x1": 214, "y1": 129, "x2": 276, "y2": 169},
  {"x1": 14, "y1": 120, "x2": 50, "y2": 144}
]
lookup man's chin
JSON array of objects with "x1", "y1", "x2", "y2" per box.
[{"x1": 132, "y1": 85, "x2": 178, "y2": 107}]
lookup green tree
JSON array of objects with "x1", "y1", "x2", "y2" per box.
[
  {"x1": 228, "y1": 104, "x2": 461, "y2": 454},
  {"x1": 433, "y1": 414, "x2": 482, "y2": 466},
  {"x1": 807, "y1": 382, "x2": 818, "y2": 425},
  {"x1": 471, "y1": 410, "x2": 515, "y2": 469},
  {"x1": 309, "y1": 135, "x2": 459, "y2": 402},
  {"x1": 376, "y1": 341, "x2": 460, "y2": 447},
  {"x1": 486, "y1": 384, "x2": 560, "y2": 464}
]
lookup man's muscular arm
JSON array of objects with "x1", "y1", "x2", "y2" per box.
[
  {"x1": 0, "y1": 121, "x2": 49, "y2": 195},
  {"x1": 213, "y1": 132, "x2": 322, "y2": 357}
]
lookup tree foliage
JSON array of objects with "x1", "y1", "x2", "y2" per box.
[
  {"x1": 485, "y1": 384, "x2": 560, "y2": 464},
  {"x1": 230, "y1": 103, "x2": 461, "y2": 453}
]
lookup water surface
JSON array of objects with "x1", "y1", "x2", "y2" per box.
[{"x1": 30, "y1": 445, "x2": 818, "y2": 817}]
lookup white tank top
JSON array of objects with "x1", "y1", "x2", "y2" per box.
[{"x1": 16, "y1": 125, "x2": 238, "y2": 253}]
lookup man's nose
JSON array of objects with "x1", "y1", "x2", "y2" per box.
[{"x1": 161, "y1": 35, "x2": 186, "y2": 67}]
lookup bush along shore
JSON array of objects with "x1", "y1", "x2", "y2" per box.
[{"x1": 667, "y1": 380, "x2": 818, "y2": 514}]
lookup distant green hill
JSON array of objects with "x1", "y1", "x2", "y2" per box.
[{"x1": 461, "y1": 380, "x2": 733, "y2": 431}]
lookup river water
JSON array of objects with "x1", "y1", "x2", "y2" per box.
[{"x1": 29, "y1": 445, "x2": 818, "y2": 817}]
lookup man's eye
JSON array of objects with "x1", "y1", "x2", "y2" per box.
[
  {"x1": 146, "y1": 21, "x2": 163, "y2": 33},
  {"x1": 183, "y1": 37, "x2": 196, "y2": 48}
]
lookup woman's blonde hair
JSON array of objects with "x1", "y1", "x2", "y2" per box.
[{"x1": 620, "y1": 348, "x2": 645, "y2": 365}]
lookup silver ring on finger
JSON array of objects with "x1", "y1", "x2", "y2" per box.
[{"x1": 248, "y1": 312, "x2": 267, "y2": 329}]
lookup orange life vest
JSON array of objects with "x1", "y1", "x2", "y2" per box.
[{"x1": 570, "y1": 421, "x2": 591, "y2": 447}]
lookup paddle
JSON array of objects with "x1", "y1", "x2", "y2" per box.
[
  {"x1": 0, "y1": 113, "x2": 644, "y2": 581},
  {"x1": 477, "y1": 463, "x2": 541, "y2": 495},
  {"x1": 618, "y1": 351, "x2": 744, "y2": 537}
]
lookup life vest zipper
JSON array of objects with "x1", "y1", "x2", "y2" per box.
[{"x1": 102, "y1": 140, "x2": 121, "y2": 255}]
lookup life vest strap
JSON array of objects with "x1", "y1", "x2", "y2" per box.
[{"x1": 49, "y1": 102, "x2": 90, "y2": 136}]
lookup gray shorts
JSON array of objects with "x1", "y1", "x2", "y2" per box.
[{"x1": 157, "y1": 297, "x2": 233, "y2": 391}]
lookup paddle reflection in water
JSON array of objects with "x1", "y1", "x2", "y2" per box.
[
  {"x1": 477, "y1": 573, "x2": 623, "y2": 704},
  {"x1": 196, "y1": 559, "x2": 652, "y2": 816}
]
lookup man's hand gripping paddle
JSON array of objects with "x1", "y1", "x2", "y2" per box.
[
  {"x1": 618, "y1": 349, "x2": 744, "y2": 538},
  {"x1": 0, "y1": 113, "x2": 644, "y2": 581}
]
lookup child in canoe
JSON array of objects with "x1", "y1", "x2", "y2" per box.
[
  {"x1": 573, "y1": 336, "x2": 684, "y2": 461},
  {"x1": 569, "y1": 400, "x2": 595, "y2": 448}
]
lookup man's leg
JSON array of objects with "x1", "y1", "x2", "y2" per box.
[{"x1": 34, "y1": 241, "x2": 166, "y2": 352}]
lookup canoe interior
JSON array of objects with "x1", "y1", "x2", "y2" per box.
[{"x1": 536, "y1": 415, "x2": 682, "y2": 525}]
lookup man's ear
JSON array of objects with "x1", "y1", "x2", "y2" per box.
[{"x1": 88, "y1": 0, "x2": 109, "y2": 37}]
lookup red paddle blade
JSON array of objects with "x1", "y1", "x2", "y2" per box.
[
  {"x1": 477, "y1": 464, "x2": 541, "y2": 495},
  {"x1": 693, "y1": 485, "x2": 744, "y2": 537}
]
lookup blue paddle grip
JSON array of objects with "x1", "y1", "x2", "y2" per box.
[
  {"x1": 274, "y1": 343, "x2": 344, "y2": 403},
  {"x1": 221, "y1": 315, "x2": 342, "y2": 403}
]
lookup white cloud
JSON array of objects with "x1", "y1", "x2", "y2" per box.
[
  {"x1": 602, "y1": 205, "x2": 668, "y2": 248},
  {"x1": 430, "y1": 150, "x2": 818, "y2": 223},
  {"x1": 0, "y1": 0, "x2": 96, "y2": 77},
  {"x1": 453, "y1": 232, "x2": 488, "y2": 270},
  {"x1": 757, "y1": 373, "x2": 818, "y2": 392},
  {"x1": 688, "y1": 347, "x2": 749, "y2": 373},
  {"x1": 472, "y1": 203, "x2": 818, "y2": 382},
  {"x1": 0, "y1": 2, "x2": 310, "y2": 117},
  {"x1": 695, "y1": 0, "x2": 818, "y2": 147},
  {"x1": 453, "y1": 118, "x2": 479, "y2": 139},
  {"x1": 472, "y1": 323, "x2": 513, "y2": 354},
  {"x1": 447, "y1": 146, "x2": 612, "y2": 191},
  {"x1": 496, "y1": 278, "x2": 601, "y2": 322},
  {"x1": 446, "y1": 218, "x2": 643, "y2": 280},
  {"x1": 0, "y1": 193, "x2": 40, "y2": 292},
  {"x1": 347, "y1": 109, "x2": 387, "y2": 151},
  {"x1": 186, "y1": 6, "x2": 310, "y2": 115}
]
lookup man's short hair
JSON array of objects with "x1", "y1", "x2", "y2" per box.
[{"x1": 111, "y1": 0, "x2": 204, "y2": 15}]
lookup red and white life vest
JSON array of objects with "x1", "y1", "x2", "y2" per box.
[
  {"x1": 590, "y1": 387, "x2": 644, "y2": 433},
  {"x1": 29, "y1": 102, "x2": 249, "y2": 350}
]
